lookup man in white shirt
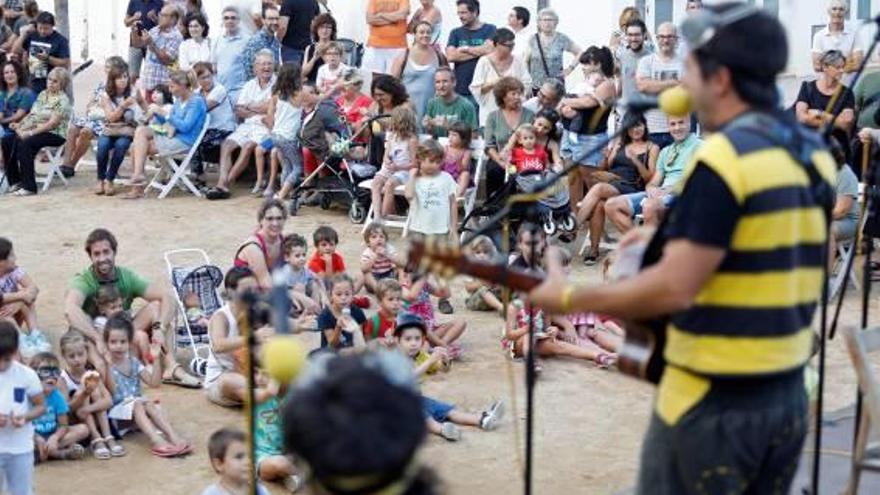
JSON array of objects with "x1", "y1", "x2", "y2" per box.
[
  {"x1": 507, "y1": 6, "x2": 531, "y2": 60},
  {"x1": 523, "y1": 78, "x2": 564, "y2": 114},
  {"x1": 812, "y1": 0, "x2": 863, "y2": 82},
  {"x1": 636, "y1": 22, "x2": 683, "y2": 149},
  {"x1": 207, "y1": 50, "x2": 276, "y2": 200}
]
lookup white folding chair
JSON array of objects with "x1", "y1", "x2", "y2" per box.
[
  {"x1": 145, "y1": 117, "x2": 210, "y2": 199},
  {"x1": 37, "y1": 146, "x2": 68, "y2": 192},
  {"x1": 359, "y1": 178, "x2": 410, "y2": 235},
  {"x1": 829, "y1": 188, "x2": 869, "y2": 300},
  {"x1": 842, "y1": 324, "x2": 880, "y2": 495}
]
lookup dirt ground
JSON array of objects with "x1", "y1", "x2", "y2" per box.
[{"x1": 4, "y1": 66, "x2": 877, "y2": 495}]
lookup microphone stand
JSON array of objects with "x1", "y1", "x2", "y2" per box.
[{"x1": 808, "y1": 21, "x2": 880, "y2": 495}]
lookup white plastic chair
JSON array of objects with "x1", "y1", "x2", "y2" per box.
[
  {"x1": 37, "y1": 146, "x2": 68, "y2": 192},
  {"x1": 146, "y1": 116, "x2": 210, "y2": 199}
]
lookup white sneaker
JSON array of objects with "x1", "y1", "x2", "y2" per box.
[
  {"x1": 480, "y1": 400, "x2": 505, "y2": 431},
  {"x1": 284, "y1": 474, "x2": 304, "y2": 493},
  {"x1": 440, "y1": 422, "x2": 461, "y2": 441}
]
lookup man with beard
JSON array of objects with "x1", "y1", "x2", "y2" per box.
[
  {"x1": 238, "y1": 3, "x2": 281, "y2": 82},
  {"x1": 617, "y1": 18, "x2": 652, "y2": 104},
  {"x1": 64, "y1": 228, "x2": 199, "y2": 387}
]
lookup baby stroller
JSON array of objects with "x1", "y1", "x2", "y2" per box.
[
  {"x1": 460, "y1": 170, "x2": 577, "y2": 244},
  {"x1": 165, "y1": 249, "x2": 224, "y2": 378},
  {"x1": 289, "y1": 114, "x2": 383, "y2": 223}
]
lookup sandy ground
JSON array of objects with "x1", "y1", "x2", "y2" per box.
[{"x1": 2, "y1": 65, "x2": 876, "y2": 495}]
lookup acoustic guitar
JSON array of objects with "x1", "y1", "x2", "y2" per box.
[{"x1": 404, "y1": 237, "x2": 668, "y2": 384}]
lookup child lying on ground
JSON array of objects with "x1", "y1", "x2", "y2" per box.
[{"x1": 395, "y1": 313, "x2": 503, "y2": 442}]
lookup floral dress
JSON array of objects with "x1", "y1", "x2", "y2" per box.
[
  {"x1": 71, "y1": 82, "x2": 106, "y2": 135},
  {"x1": 503, "y1": 299, "x2": 547, "y2": 358}
]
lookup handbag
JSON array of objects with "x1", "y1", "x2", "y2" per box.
[{"x1": 103, "y1": 121, "x2": 135, "y2": 137}]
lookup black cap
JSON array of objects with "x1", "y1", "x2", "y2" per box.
[{"x1": 394, "y1": 312, "x2": 427, "y2": 337}]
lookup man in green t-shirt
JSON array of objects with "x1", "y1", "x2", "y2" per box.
[
  {"x1": 422, "y1": 67, "x2": 478, "y2": 137},
  {"x1": 64, "y1": 228, "x2": 198, "y2": 387}
]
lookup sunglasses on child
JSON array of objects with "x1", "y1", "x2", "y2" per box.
[{"x1": 36, "y1": 366, "x2": 61, "y2": 380}]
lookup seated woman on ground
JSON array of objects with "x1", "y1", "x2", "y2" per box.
[
  {"x1": 123, "y1": 69, "x2": 208, "y2": 199},
  {"x1": 576, "y1": 114, "x2": 657, "y2": 265},
  {"x1": 59, "y1": 56, "x2": 129, "y2": 178},
  {"x1": 234, "y1": 199, "x2": 287, "y2": 291}
]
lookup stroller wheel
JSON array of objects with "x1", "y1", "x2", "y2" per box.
[
  {"x1": 561, "y1": 214, "x2": 577, "y2": 232},
  {"x1": 320, "y1": 193, "x2": 332, "y2": 210},
  {"x1": 542, "y1": 217, "x2": 557, "y2": 236},
  {"x1": 190, "y1": 357, "x2": 207, "y2": 377},
  {"x1": 349, "y1": 202, "x2": 367, "y2": 224}
]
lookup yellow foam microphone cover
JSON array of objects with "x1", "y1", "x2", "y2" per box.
[
  {"x1": 658, "y1": 86, "x2": 692, "y2": 117},
  {"x1": 262, "y1": 335, "x2": 307, "y2": 384}
]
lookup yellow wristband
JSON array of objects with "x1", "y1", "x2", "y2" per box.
[{"x1": 560, "y1": 285, "x2": 575, "y2": 314}]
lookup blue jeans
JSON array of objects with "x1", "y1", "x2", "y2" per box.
[
  {"x1": 0, "y1": 452, "x2": 34, "y2": 495},
  {"x1": 96, "y1": 135, "x2": 133, "y2": 181},
  {"x1": 281, "y1": 46, "x2": 304, "y2": 65}
]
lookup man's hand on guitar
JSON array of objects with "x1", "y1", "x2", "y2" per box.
[{"x1": 527, "y1": 247, "x2": 569, "y2": 314}]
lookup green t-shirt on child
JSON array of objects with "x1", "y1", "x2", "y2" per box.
[
  {"x1": 69, "y1": 266, "x2": 150, "y2": 317},
  {"x1": 254, "y1": 396, "x2": 283, "y2": 462}
]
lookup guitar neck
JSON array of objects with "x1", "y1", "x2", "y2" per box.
[{"x1": 462, "y1": 260, "x2": 544, "y2": 292}]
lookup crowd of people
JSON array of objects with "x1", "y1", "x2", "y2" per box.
[{"x1": 1, "y1": 0, "x2": 879, "y2": 494}]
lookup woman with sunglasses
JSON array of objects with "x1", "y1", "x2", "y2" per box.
[{"x1": 469, "y1": 27, "x2": 531, "y2": 128}]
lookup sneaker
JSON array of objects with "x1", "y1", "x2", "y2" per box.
[
  {"x1": 353, "y1": 296, "x2": 370, "y2": 309},
  {"x1": 583, "y1": 252, "x2": 598, "y2": 266},
  {"x1": 60, "y1": 165, "x2": 75, "y2": 178},
  {"x1": 440, "y1": 422, "x2": 461, "y2": 441},
  {"x1": 437, "y1": 298, "x2": 454, "y2": 314},
  {"x1": 479, "y1": 400, "x2": 505, "y2": 431},
  {"x1": 284, "y1": 474, "x2": 305, "y2": 493}
]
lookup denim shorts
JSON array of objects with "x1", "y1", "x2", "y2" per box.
[
  {"x1": 627, "y1": 191, "x2": 674, "y2": 216},
  {"x1": 560, "y1": 131, "x2": 606, "y2": 167},
  {"x1": 423, "y1": 396, "x2": 455, "y2": 422}
]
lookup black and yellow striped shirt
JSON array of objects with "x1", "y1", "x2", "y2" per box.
[{"x1": 655, "y1": 115, "x2": 837, "y2": 425}]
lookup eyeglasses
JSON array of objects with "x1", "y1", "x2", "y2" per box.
[
  {"x1": 656, "y1": 35, "x2": 677, "y2": 40},
  {"x1": 36, "y1": 366, "x2": 61, "y2": 380},
  {"x1": 500, "y1": 42, "x2": 515, "y2": 49},
  {"x1": 264, "y1": 216, "x2": 285, "y2": 222},
  {"x1": 223, "y1": 16, "x2": 238, "y2": 20}
]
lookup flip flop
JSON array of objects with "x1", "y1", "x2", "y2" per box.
[
  {"x1": 205, "y1": 187, "x2": 230, "y2": 200},
  {"x1": 162, "y1": 364, "x2": 202, "y2": 389},
  {"x1": 174, "y1": 442, "x2": 193, "y2": 456}
]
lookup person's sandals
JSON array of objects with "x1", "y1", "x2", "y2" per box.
[
  {"x1": 121, "y1": 183, "x2": 146, "y2": 200},
  {"x1": 205, "y1": 187, "x2": 231, "y2": 200},
  {"x1": 162, "y1": 363, "x2": 202, "y2": 389},
  {"x1": 284, "y1": 474, "x2": 305, "y2": 493},
  {"x1": 595, "y1": 352, "x2": 617, "y2": 370},
  {"x1": 583, "y1": 251, "x2": 599, "y2": 266},
  {"x1": 91, "y1": 438, "x2": 111, "y2": 460},
  {"x1": 105, "y1": 436, "x2": 126, "y2": 457},
  {"x1": 437, "y1": 298, "x2": 454, "y2": 314},
  {"x1": 479, "y1": 400, "x2": 505, "y2": 431},
  {"x1": 104, "y1": 182, "x2": 116, "y2": 197},
  {"x1": 58, "y1": 443, "x2": 86, "y2": 460},
  {"x1": 94, "y1": 182, "x2": 105, "y2": 195},
  {"x1": 440, "y1": 422, "x2": 461, "y2": 441},
  {"x1": 174, "y1": 441, "x2": 193, "y2": 456}
]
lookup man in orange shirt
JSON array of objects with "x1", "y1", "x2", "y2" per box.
[{"x1": 362, "y1": 0, "x2": 409, "y2": 75}]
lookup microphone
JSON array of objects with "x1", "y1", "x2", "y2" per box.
[{"x1": 621, "y1": 86, "x2": 692, "y2": 117}]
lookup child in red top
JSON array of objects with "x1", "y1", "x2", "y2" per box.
[
  {"x1": 362, "y1": 279, "x2": 403, "y2": 347},
  {"x1": 505, "y1": 124, "x2": 549, "y2": 175},
  {"x1": 307, "y1": 226, "x2": 346, "y2": 277}
]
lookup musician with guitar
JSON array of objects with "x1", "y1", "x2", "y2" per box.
[{"x1": 526, "y1": 5, "x2": 838, "y2": 494}]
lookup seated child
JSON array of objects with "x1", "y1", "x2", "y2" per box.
[
  {"x1": 503, "y1": 124, "x2": 550, "y2": 177},
  {"x1": 463, "y1": 236, "x2": 504, "y2": 314},
  {"x1": 318, "y1": 275, "x2": 366, "y2": 352},
  {"x1": 142, "y1": 84, "x2": 175, "y2": 136},
  {"x1": 504, "y1": 296, "x2": 616, "y2": 372},
  {"x1": 58, "y1": 330, "x2": 123, "y2": 460},
  {"x1": 441, "y1": 121, "x2": 473, "y2": 199},
  {"x1": 315, "y1": 42, "x2": 349, "y2": 99},
  {"x1": 30, "y1": 352, "x2": 90, "y2": 462},
  {"x1": 201, "y1": 427, "x2": 271, "y2": 495},
  {"x1": 558, "y1": 248, "x2": 622, "y2": 355},
  {"x1": 103, "y1": 313, "x2": 191, "y2": 458},
  {"x1": 395, "y1": 313, "x2": 503, "y2": 441},
  {"x1": 363, "y1": 279, "x2": 404, "y2": 347},
  {"x1": 0, "y1": 321, "x2": 46, "y2": 495},
  {"x1": 0, "y1": 237, "x2": 50, "y2": 364},
  {"x1": 509, "y1": 222, "x2": 548, "y2": 271},
  {"x1": 400, "y1": 269, "x2": 466, "y2": 358},
  {"x1": 308, "y1": 225, "x2": 366, "y2": 303},
  {"x1": 184, "y1": 292, "x2": 210, "y2": 329},
  {"x1": 281, "y1": 234, "x2": 325, "y2": 316},
  {"x1": 371, "y1": 106, "x2": 419, "y2": 221},
  {"x1": 92, "y1": 284, "x2": 125, "y2": 333},
  {"x1": 360, "y1": 222, "x2": 399, "y2": 294},
  {"x1": 253, "y1": 368, "x2": 304, "y2": 492},
  {"x1": 205, "y1": 266, "x2": 264, "y2": 408}
]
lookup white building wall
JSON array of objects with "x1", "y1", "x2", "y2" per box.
[{"x1": 55, "y1": 0, "x2": 877, "y2": 78}]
